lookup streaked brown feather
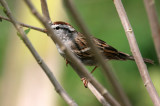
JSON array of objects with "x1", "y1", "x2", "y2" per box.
[
  {"x1": 70, "y1": 32, "x2": 154, "y2": 65},
  {"x1": 71, "y1": 32, "x2": 121, "y2": 60},
  {"x1": 71, "y1": 33, "x2": 93, "y2": 59}
]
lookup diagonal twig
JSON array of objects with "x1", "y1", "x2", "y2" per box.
[
  {"x1": 0, "y1": 15, "x2": 46, "y2": 33},
  {"x1": 143, "y1": 0, "x2": 160, "y2": 64},
  {"x1": 0, "y1": 0, "x2": 77, "y2": 106},
  {"x1": 113, "y1": 0, "x2": 160, "y2": 106},
  {"x1": 88, "y1": 82, "x2": 110, "y2": 106},
  {"x1": 40, "y1": 0, "x2": 51, "y2": 21},
  {"x1": 24, "y1": 0, "x2": 120, "y2": 105},
  {"x1": 63, "y1": 0, "x2": 131, "y2": 106},
  {"x1": 69, "y1": 63, "x2": 110, "y2": 106}
]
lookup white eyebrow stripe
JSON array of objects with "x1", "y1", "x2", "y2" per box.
[
  {"x1": 51, "y1": 24, "x2": 58, "y2": 29},
  {"x1": 51, "y1": 24, "x2": 75, "y2": 31}
]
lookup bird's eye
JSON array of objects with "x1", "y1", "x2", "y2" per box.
[{"x1": 56, "y1": 26, "x2": 60, "y2": 30}]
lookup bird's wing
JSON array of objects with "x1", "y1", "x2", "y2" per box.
[
  {"x1": 71, "y1": 32, "x2": 120, "y2": 60},
  {"x1": 93, "y1": 37, "x2": 122, "y2": 59},
  {"x1": 93, "y1": 37, "x2": 118, "y2": 54},
  {"x1": 70, "y1": 32, "x2": 93, "y2": 59}
]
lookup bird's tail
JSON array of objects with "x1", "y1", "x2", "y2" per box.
[{"x1": 118, "y1": 52, "x2": 154, "y2": 64}]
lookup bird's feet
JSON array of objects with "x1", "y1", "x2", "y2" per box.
[
  {"x1": 81, "y1": 77, "x2": 88, "y2": 88},
  {"x1": 66, "y1": 59, "x2": 69, "y2": 66}
]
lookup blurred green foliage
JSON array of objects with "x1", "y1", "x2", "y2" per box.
[
  {"x1": 0, "y1": 20, "x2": 9, "y2": 76},
  {"x1": 60, "y1": 0, "x2": 160, "y2": 106},
  {"x1": 0, "y1": 0, "x2": 16, "y2": 76}
]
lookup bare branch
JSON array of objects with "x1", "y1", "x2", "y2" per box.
[
  {"x1": 24, "y1": 0, "x2": 120, "y2": 105},
  {"x1": 0, "y1": 15, "x2": 46, "y2": 33},
  {"x1": 69, "y1": 63, "x2": 110, "y2": 106},
  {"x1": 63, "y1": 0, "x2": 131, "y2": 106},
  {"x1": 143, "y1": 0, "x2": 160, "y2": 64},
  {"x1": 0, "y1": 0, "x2": 77, "y2": 106},
  {"x1": 40, "y1": 0, "x2": 51, "y2": 21},
  {"x1": 88, "y1": 83, "x2": 110, "y2": 106},
  {"x1": 113, "y1": 0, "x2": 160, "y2": 105}
]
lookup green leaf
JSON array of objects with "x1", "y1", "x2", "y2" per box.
[
  {"x1": 24, "y1": 28, "x2": 31, "y2": 35},
  {"x1": 16, "y1": 28, "x2": 31, "y2": 40},
  {"x1": 17, "y1": 32, "x2": 22, "y2": 40}
]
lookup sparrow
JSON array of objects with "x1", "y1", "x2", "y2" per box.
[{"x1": 50, "y1": 21, "x2": 153, "y2": 86}]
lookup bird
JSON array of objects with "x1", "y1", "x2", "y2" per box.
[{"x1": 50, "y1": 21, "x2": 153, "y2": 87}]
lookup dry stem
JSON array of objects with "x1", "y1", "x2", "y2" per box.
[
  {"x1": 0, "y1": 15, "x2": 46, "y2": 33},
  {"x1": 113, "y1": 0, "x2": 160, "y2": 105},
  {"x1": 40, "y1": 0, "x2": 51, "y2": 21},
  {"x1": 143, "y1": 0, "x2": 160, "y2": 64}
]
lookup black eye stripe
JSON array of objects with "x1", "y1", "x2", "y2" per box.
[
  {"x1": 54, "y1": 26, "x2": 73, "y2": 33},
  {"x1": 56, "y1": 26, "x2": 60, "y2": 30}
]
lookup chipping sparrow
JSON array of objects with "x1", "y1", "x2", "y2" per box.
[{"x1": 50, "y1": 21, "x2": 153, "y2": 86}]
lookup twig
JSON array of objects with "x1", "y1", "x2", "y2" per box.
[
  {"x1": 113, "y1": 0, "x2": 160, "y2": 106},
  {"x1": 143, "y1": 0, "x2": 160, "y2": 64},
  {"x1": 40, "y1": 0, "x2": 51, "y2": 21},
  {"x1": 24, "y1": 0, "x2": 120, "y2": 105},
  {"x1": 0, "y1": 15, "x2": 46, "y2": 33},
  {"x1": 69, "y1": 63, "x2": 110, "y2": 106},
  {"x1": 88, "y1": 83, "x2": 110, "y2": 106},
  {"x1": 63, "y1": 0, "x2": 131, "y2": 106},
  {"x1": 0, "y1": 0, "x2": 77, "y2": 106}
]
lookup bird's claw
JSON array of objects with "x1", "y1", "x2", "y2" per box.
[
  {"x1": 81, "y1": 77, "x2": 88, "y2": 88},
  {"x1": 66, "y1": 60, "x2": 69, "y2": 66}
]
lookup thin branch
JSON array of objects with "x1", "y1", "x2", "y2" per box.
[
  {"x1": 63, "y1": 0, "x2": 131, "y2": 106},
  {"x1": 24, "y1": 0, "x2": 120, "y2": 105},
  {"x1": 113, "y1": 0, "x2": 160, "y2": 106},
  {"x1": 0, "y1": 15, "x2": 46, "y2": 33},
  {"x1": 69, "y1": 63, "x2": 110, "y2": 106},
  {"x1": 88, "y1": 83, "x2": 110, "y2": 106},
  {"x1": 0, "y1": 0, "x2": 77, "y2": 106},
  {"x1": 143, "y1": 0, "x2": 160, "y2": 64},
  {"x1": 40, "y1": 0, "x2": 51, "y2": 21}
]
